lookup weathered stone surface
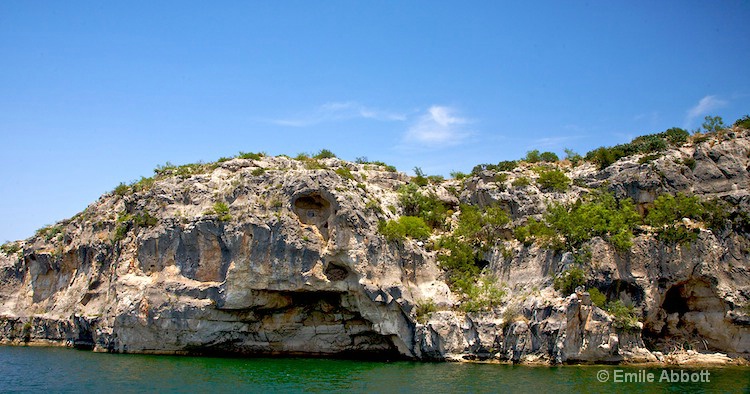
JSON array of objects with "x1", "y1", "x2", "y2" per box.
[{"x1": 1, "y1": 129, "x2": 749, "y2": 364}]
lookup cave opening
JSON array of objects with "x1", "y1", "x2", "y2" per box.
[
  {"x1": 645, "y1": 279, "x2": 729, "y2": 352},
  {"x1": 293, "y1": 192, "x2": 334, "y2": 240},
  {"x1": 192, "y1": 290, "x2": 404, "y2": 360},
  {"x1": 662, "y1": 284, "x2": 690, "y2": 314}
]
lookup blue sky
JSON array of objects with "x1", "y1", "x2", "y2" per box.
[{"x1": 1, "y1": 1, "x2": 749, "y2": 242}]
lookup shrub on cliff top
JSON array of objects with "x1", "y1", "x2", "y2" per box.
[
  {"x1": 471, "y1": 160, "x2": 517, "y2": 175},
  {"x1": 734, "y1": 115, "x2": 750, "y2": 129},
  {"x1": 238, "y1": 151, "x2": 263, "y2": 160},
  {"x1": 313, "y1": 149, "x2": 337, "y2": 159},
  {"x1": 585, "y1": 127, "x2": 691, "y2": 170},
  {"x1": 0, "y1": 242, "x2": 21, "y2": 256}
]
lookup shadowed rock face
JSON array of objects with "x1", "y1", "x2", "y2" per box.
[
  {"x1": 1, "y1": 131, "x2": 750, "y2": 363},
  {"x1": 293, "y1": 192, "x2": 333, "y2": 241}
]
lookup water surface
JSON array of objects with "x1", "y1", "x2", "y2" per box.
[{"x1": 1, "y1": 346, "x2": 747, "y2": 393}]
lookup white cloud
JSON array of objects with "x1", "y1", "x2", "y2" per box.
[
  {"x1": 533, "y1": 135, "x2": 583, "y2": 150},
  {"x1": 685, "y1": 95, "x2": 727, "y2": 124},
  {"x1": 266, "y1": 101, "x2": 405, "y2": 127},
  {"x1": 403, "y1": 106, "x2": 471, "y2": 147}
]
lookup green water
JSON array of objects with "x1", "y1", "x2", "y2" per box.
[{"x1": 1, "y1": 347, "x2": 748, "y2": 393}]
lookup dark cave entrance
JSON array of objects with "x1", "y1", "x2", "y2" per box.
[{"x1": 645, "y1": 279, "x2": 728, "y2": 351}]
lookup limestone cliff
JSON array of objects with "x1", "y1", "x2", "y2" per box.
[{"x1": 1, "y1": 128, "x2": 749, "y2": 364}]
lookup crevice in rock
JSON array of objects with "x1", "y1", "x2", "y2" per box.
[
  {"x1": 324, "y1": 262, "x2": 350, "y2": 281},
  {"x1": 292, "y1": 192, "x2": 333, "y2": 241}
]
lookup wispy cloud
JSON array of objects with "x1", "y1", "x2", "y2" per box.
[
  {"x1": 266, "y1": 101, "x2": 405, "y2": 127},
  {"x1": 532, "y1": 135, "x2": 583, "y2": 150},
  {"x1": 685, "y1": 95, "x2": 727, "y2": 125},
  {"x1": 402, "y1": 106, "x2": 471, "y2": 148}
]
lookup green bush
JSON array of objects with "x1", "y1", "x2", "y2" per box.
[
  {"x1": 453, "y1": 204, "x2": 510, "y2": 248},
  {"x1": 335, "y1": 167, "x2": 355, "y2": 181},
  {"x1": 514, "y1": 217, "x2": 561, "y2": 249},
  {"x1": 36, "y1": 225, "x2": 63, "y2": 242},
  {"x1": 365, "y1": 199, "x2": 383, "y2": 214},
  {"x1": 450, "y1": 171, "x2": 468, "y2": 180},
  {"x1": 211, "y1": 202, "x2": 232, "y2": 222},
  {"x1": 113, "y1": 183, "x2": 130, "y2": 196},
  {"x1": 415, "y1": 299, "x2": 437, "y2": 323},
  {"x1": 512, "y1": 176, "x2": 531, "y2": 188},
  {"x1": 524, "y1": 191, "x2": 640, "y2": 252},
  {"x1": 645, "y1": 193, "x2": 750, "y2": 239},
  {"x1": 564, "y1": 148, "x2": 583, "y2": 166},
  {"x1": 700, "y1": 199, "x2": 731, "y2": 233},
  {"x1": 664, "y1": 127, "x2": 689, "y2": 145},
  {"x1": 537, "y1": 169, "x2": 570, "y2": 192},
  {"x1": 113, "y1": 224, "x2": 129, "y2": 242},
  {"x1": 238, "y1": 151, "x2": 263, "y2": 160},
  {"x1": 584, "y1": 128, "x2": 688, "y2": 170},
  {"x1": 303, "y1": 159, "x2": 327, "y2": 170},
  {"x1": 460, "y1": 275, "x2": 506, "y2": 313},
  {"x1": 313, "y1": 149, "x2": 337, "y2": 159},
  {"x1": 361, "y1": 160, "x2": 398, "y2": 172},
  {"x1": 427, "y1": 175, "x2": 445, "y2": 184},
  {"x1": 436, "y1": 204, "x2": 511, "y2": 293},
  {"x1": 118, "y1": 210, "x2": 158, "y2": 228},
  {"x1": 0, "y1": 242, "x2": 21, "y2": 256},
  {"x1": 132, "y1": 176, "x2": 155, "y2": 192},
  {"x1": 154, "y1": 162, "x2": 209, "y2": 178},
  {"x1": 607, "y1": 300, "x2": 640, "y2": 331},
  {"x1": 540, "y1": 151, "x2": 559, "y2": 162},
  {"x1": 554, "y1": 267, "x2": 586, "y2": 296},
  {"x1": 701, "y1": 115, "x2": 725, "y2": 133},
  {"x1": 494, "y1": 173, "x2": 508, "y2": 183},
  {"x1": 524, "y1": 150, "x2": 541, "y2": 163},
  {"x1": 588, "y1": 288, "x2": 607, "y2": 308},
  {"x1": 734, "y1": 115, "x2": 750, "y2": 129},
  {"x1": 133, "y1": 212, "x2": 159, "y2": 227},
  {"x1": 638, "y1": 154, "x2": 661, "y2": 164},
  {"x1": 646, "y1": 193, "x2": 705, "y2": 245},
  {"x1": 378, "y1": 216, "x2": 431, "y2": 242},
  {"x1": 655, "y1": 225, "x2": 698, "y2": 245},
  {"x1": 412, "y1": 167, "x2": 429, "y2": 187},
  {"x1": 398, "y1": 184, "x2": 451, "y2": 229},
  {"x1": 471, "y1": 160, "x2": 517, "y2": 175},
  {"x1": 252, "y1": 168, "x2": 266, "y2": 176},
  {"x1": 646, "y1": 193, "x2": 704, "y2": 227},
  {"x1": 680, "y1": 157, "x2": 696, "y2": 170},
  {"x1": 436, "y1": 236, "x2": 482, "y2": 293},
  {"x1": 585, "y1": 146, "x2": 618, "y2": 170}
]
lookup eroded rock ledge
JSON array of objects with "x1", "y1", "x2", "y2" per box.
[{"x1": 1, "y1": 131, "x2": 749, "y2": 364}]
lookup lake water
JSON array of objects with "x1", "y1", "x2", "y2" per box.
[{"x1": 1, "y1": 346, "x2": 748, "y2": 393}]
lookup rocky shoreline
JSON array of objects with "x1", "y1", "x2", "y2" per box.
[{"x1": 1, "y1": 127, "x2": 749, "y2": 364}]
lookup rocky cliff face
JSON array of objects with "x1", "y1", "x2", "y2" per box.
[{"x1": 1, "y1": 129, "x2": 749, "y2": 364}]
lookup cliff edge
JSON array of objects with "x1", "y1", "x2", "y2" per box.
[{"x1": 1, "y1": 127, "x2": 749, "y2": 364}]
